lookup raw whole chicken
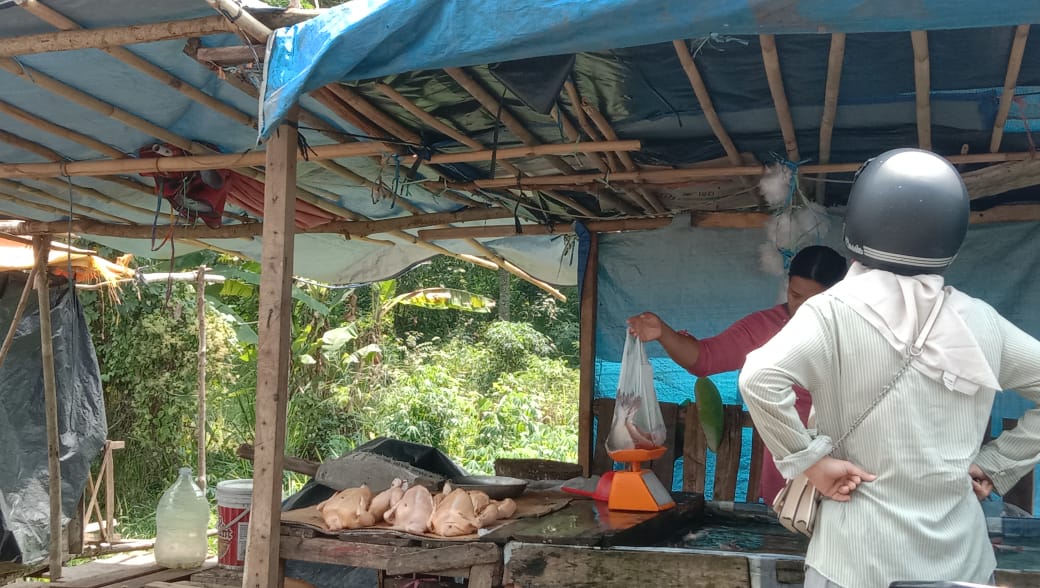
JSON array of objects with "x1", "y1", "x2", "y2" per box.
[
  {"x1": 384, "y1": 483, "x2": 435, "y2": 535},
  {"x1": 428, "y1": 487, "x2": 480, "y2": 537},
  {"x1": 368, "y1": 478, "x2": 405, "y2": 522},
  {"x1": 316, "y1": 485, "x2": 376, "y2": 531}
]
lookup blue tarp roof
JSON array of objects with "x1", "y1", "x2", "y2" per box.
[{"x1": 260, "y1": 0, "x2": 1040, "y2": 137}]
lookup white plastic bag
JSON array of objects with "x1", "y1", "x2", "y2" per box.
[{"x1": 605, "y1": 333, "x2": 667, "y2": 452}]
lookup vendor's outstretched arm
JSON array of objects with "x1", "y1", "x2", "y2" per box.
[{"x1": 628, "y1": 312, "x2": 702, "y2": 371}]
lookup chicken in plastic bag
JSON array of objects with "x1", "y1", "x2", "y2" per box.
[{"x1": 605, "y1": 333, "x2": 667, "y2": 452}]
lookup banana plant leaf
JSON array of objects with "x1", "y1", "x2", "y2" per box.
[
  {"x1": 695, "y1": 377, "x2": 725, "y2": 452},
  {"x1": 383, "y1": 287, "x2": 496, "y2": 313}
]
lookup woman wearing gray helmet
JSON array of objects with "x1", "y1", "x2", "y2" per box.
[{"x1": 740, "y1": 148, "x2": 1040, "y2": 587}]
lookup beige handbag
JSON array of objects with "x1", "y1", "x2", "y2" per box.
[{"x1": 771, "y1": 290, "x2": 946, "y2": 537}]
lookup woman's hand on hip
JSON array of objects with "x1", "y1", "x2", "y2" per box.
[
  {"x1": 627, "y1": 312, "x2": 665, "y2": 342},
  {"x1": 804, "y1": 456, "x2": 877, "y2": 502}
]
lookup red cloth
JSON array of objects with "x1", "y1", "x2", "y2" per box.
[
  {"x1": 685, "y1": 304, "x2": 812, "y2": 503},
  {"x1": 224, "y1": 173, "x2": 338, "y2": 230}
]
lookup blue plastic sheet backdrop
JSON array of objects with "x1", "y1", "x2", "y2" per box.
[{"x1": 593, "y1": 215, "x2": 1040, "y2": 507}]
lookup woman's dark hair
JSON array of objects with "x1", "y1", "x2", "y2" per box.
[{"x1": 789, "y1": 245, "x2": 847, "y2": 288}]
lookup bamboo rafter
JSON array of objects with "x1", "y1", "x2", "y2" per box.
[
  {"x1": 580, "y1": 99, "x2": 664, "y2": 213},
  {"x1": 374, "y1": 82, "x2": 597, "y2": 217},
  {"x1": 990, "y1": 24, "x2": 1031, "y2": 153},
  {"x1": 672, "y1": 39, "x2": 742, "y2": 167},
  {"x1": 444, "y1": 67, "x2": 577, "y2": 177},
  {"x1": 815, "y1": 33, "x2": 847, "y2": 201},
  {"x1": 910, "y1": 30, "x2": 932, "y2": 150},
  {"x1": 18, "y1": 0, "x2": 255, "y2": 129},
  {"x1": 759, "y1": 34, "x2": 800, "y2": 162},
  {"x1": 0, "y1": 14, "x2": 233, "y2": 56}
]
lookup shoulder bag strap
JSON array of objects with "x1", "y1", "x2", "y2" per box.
[{"x1": 831, "y1": 288, "x2": 947, "y2": 450}]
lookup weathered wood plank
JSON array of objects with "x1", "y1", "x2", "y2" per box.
[
  {"x1": 244, "y1": 112, "x2": 298, "y2": 588},
  {"x1": 383, "y1": 544, "x2": 498, "y2": 575},
  {"x1": 712, "y1": 407, "x2": 745, "y2": 500},
  {"x1": 279, "y1": 537, "x2": 407, "y2": 569},
  {"x1": 682, "y1": 403, "x2": 707, "y2": 494},
  {"x1": 650, "y1": 402, "x2": 679, "y2": 489},
  {"x1": 503, "y1": 543, "x2": 750, "y2": 588},
  {"x1": 747, "y1": 430, "x2": 765, "y2": 503}
]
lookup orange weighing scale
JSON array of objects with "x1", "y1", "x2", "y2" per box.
[{"x1": 606, "y1": 446, "x2": 675, "y2": 512}]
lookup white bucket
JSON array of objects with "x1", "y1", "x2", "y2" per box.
[{"x1": 216, "y1": 479, "x2": 253, "y2": 569}]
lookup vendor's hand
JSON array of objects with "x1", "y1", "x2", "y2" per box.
[
  {"x1": 627, "y1": 312, "x2": 665, "y2": 342},
  {"x1": 969, "y1": 463, "x2": 994, "y2": 501},
  {"x1": 804, "y1": 456, "x2": 877, "y2": 502}
]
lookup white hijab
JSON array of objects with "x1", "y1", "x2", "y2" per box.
[{"x1": 825, "y1": 261, "x2": 1000, "y2": 395}]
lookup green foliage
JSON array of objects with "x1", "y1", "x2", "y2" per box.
[{"x1": 481, "y1": 321, "x2": 556, "y2": 377}]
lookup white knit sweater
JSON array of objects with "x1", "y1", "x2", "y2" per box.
[{"x1": 740, "y1": 289, "x2": 1040, "y2": 588}]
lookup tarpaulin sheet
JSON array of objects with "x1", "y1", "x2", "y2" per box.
[
  {"x1": 0, "y1": 274, "x2": 106, "y2": 564},
  {"x1": 592, "y1": 215, "x2": 1040, "y2": 505},
  {"x1": 260, "y1": 0, "x2": 1040, "y2": 137}
]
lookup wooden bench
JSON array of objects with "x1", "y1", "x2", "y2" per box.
[{"x1": 592, "y1": 398, "x2": 1035, "y2": 511}]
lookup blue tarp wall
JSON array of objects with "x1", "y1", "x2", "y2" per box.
[{"x1": 591, "y1": 216, "x2": 1040, "y2": 508}]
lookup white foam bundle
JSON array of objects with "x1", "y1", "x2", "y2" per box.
[
  {"x1": 758, "y1": 242, "x2": 786, "y2": 276},
  {"x1": 758, "y1": 164, "x2": 792, "y2": 210}
]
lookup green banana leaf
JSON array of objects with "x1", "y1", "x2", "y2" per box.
[
  {"x1": 383, "y1": 287, "x2": 496, "y2": 314},
  {"x1": 695, "y1": 377, "x2": 725, "y2": 452}
]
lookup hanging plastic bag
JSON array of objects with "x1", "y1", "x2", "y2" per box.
[{"x1": 605, "y1": 333, "x2": 667, "y2": 452}]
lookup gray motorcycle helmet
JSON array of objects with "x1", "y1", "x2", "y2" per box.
[{"x1": 843, "y1": 148, "x2": 969, "y2": 275}]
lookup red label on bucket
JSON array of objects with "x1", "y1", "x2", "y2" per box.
[{"x1": 217, "y1": 503, "x2": 250, "y2": 568}]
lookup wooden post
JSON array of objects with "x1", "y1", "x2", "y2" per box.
[
  {"x1": 243, "y1": 109, "x2": 298, "y2": 588},
  {"x1": 196, "y1": 267, "x2": 207, "y2": 490},
  {"x1": 577, "y1": 231, "x2": 599, "y2": 476},
  {"x1": 33, "y1": 236, "x2": 62, "y2": 579}
]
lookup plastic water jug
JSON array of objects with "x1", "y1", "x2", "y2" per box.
[{"x1": 155, "y1": 467, "x2": 210, "y2": 568}]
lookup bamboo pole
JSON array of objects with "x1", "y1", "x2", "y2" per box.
[
  {"x1": 759, "y1": 35, "x2": 800, "y2": 162},
  {"x1": 423, "y1": 151, "x2": 1040, "y2": 190},
  {"x1": 0, "y1": 142, "x2": 390, "y2": 179},
  {"x1": 0, "y1": 265, "x2": 38, "y2": 371},
  {"x1": 672, "y1": 39, "x2": 742, "y2": 167},
  {"x1": 464, "y1": 238, "x2": 565, "y2": 301},
  {"x1": 910, "y1": 31, "x2": 932, "y2": 151},
  {"x1": 0, "y1": 100, "x2": 126, "y2": 159},
  {"x1": 196, "y1": 267, "x2": 207, "y2": 491},
  {"x1": 0, "y1": 179, "x2": 132, "y2": 223},
  {"x1": 0, "y1": 14, "x2": 233, "y2": 56},
  {"x1": 990, "y1": 24, "x2": 1031, "y2": 153},
  {"x1": 443, "y1": 67, "x2": 577, "y2": 176},
  {"x1": 375, "y1": 82, "x2": 598, "y2": 216},
  {"x1": 205, "y1": 0, "x2": 271, "y2": 43},
  {"x1": 17, "y1": 0, "x2": 255, "y2": 129},
  {"x1": 427, "y1": 140, "x2": 641, "y2": 165},
  {"x1": 580, "y1": 100, "x2": 664, "y2": 213},
  {"x1": 33, "y1": 236, "x2": 62, "y2": 580},
  {"x1": 564, "y1": 80, "x2": 615, "y2": 172},
  {"x1": 548, "y1": 104, "x2": 630, "y2": 214},
  {"x1": 324, "y1": 85, "x2": 422, "y2": 145},
  {"x1": 815, "y1": 33, "x2": 846, "y2": 201},
  {"x1": 0, "y1": 206, "x2": 515, "y2": 238}
]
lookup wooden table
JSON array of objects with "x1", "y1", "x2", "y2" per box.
[{"x1": 278, "y1": 493, "x2": 705, "y2": 587}]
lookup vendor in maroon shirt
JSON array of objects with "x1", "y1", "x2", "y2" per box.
[{"x1": 627, "y1": 245, "x2": 847, "y2": 503}]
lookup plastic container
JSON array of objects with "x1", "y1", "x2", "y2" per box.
[
  {"x1": 155, "y1": 467, "x2": 210, "y2": 569},
  {"x1": 216, "y1": 479, "x2": 253, "y2": 569}
]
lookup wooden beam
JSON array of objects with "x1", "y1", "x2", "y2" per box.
[
  {"x1": 244, "y1": 111, "x2": 297, "y2": 588},
  {"x1": 18, "y1": 0, "x2": 255, "y2": 129},
  {"x1": 235, "y1": 443, "x2": 319, "y2": 477},
  {"x1": 577, "y1": 230, "x2": 598, "y2": 476},
  {"x1": 580, "y1": 101, "x2": 664, "y2": 213},
  {"x1": 970, "y1": 203, "x2": 1040, "y2": 224},
  {"x1": 0, "y1": 142, "x2": 389, "y2": 179},
  {"x1": 205, "y1": 0, "x2": 271, "y2": 43},
  {"x1": 990, "y1": 24, "x2": 1031, "y2": 153},
  {"x1": 417, "y1": 214, "x2": 775, "y2": 240},
  {"x1": 196, "y1": 268, "x2": 207, "y2": 491},
  {"x1": 672, "y1": 39, "x2": 742, "y2": 167},
  {"x1": 0, "y1": 14, "x2": 232, "y2": 56},
  {"x1": 0, "y1": 207, "x2": 514, "y2": 238},
  {"x1": 759, "y1": 34, "x2": 800, "y2": 161},
  {"x1": 910, "y1": 31, "x2": 932, "y2": 150},
  {"x1": 815, "y1": 33, "x2": 846, "y2": 201},
  {"x1": 33, "y1": 236, "x2": 62, "y2": 580}
]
